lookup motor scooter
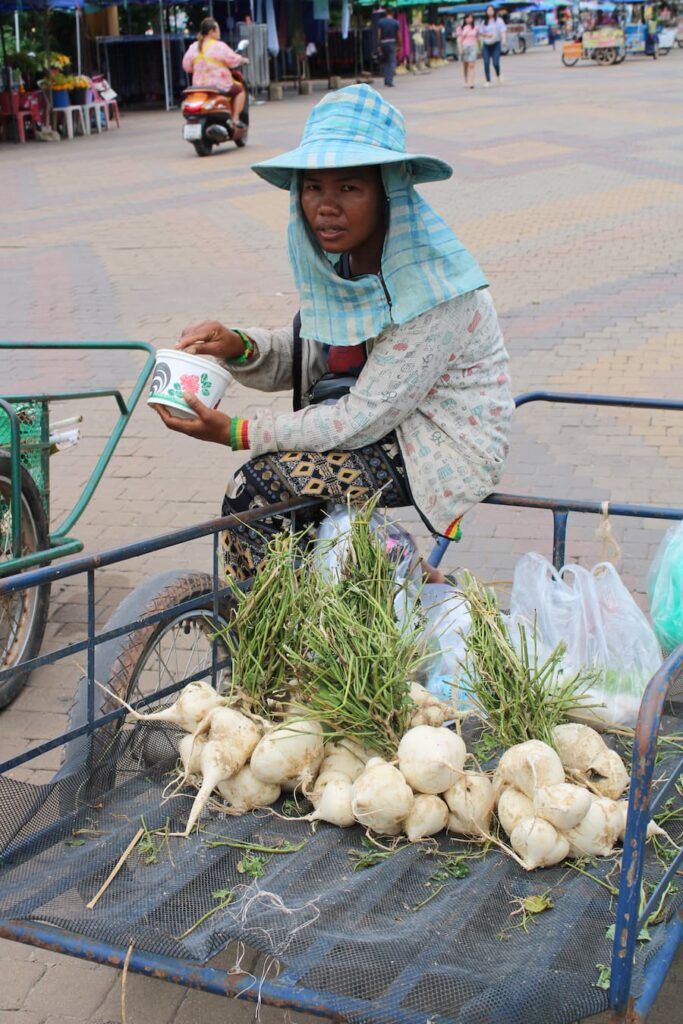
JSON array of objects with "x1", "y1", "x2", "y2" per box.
[{"x1": 181, "y1": 39, "x2": 250, "y2": 158}]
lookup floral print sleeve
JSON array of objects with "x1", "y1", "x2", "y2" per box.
[{"x1": 247, "y1": 291, "x2": 488, "y2": 452}]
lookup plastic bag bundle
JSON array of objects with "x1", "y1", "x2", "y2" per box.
[
  {"x1": 419, "y1": 583, "x2": 473, "y2": 707},
  {"x1": 648, "y1": 521, "x2": 683, "y2": 654},
  {"x1": 509, "y1": 552, "x2": 662, "y2": 728},
  {"x1": 313, "y1": 506, "x2": 420, "y2": 583}
]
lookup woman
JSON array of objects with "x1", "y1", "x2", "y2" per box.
[
  {"x1": 156, "y1": 86, "x2": 513, "y2": 580},
  {"x1": 181, "y1": 17, "x2": 249, "y2": 127},
  {"x1": 479, "y1": 5, "x2": 507, "y2": 86},
  {"x1": 457, "y1": 14, "x2": 480, "y2": 89}
]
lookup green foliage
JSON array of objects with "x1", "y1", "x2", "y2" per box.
[
  {"x1": 218, "y1": 499, "x2": 425, "y2": 757},
  {"x1": 460, "y1": 573, "x2": 598, "y2": 748}
]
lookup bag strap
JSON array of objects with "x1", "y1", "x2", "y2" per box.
[{"x1": 292, "y1": 310, "x2": 303, "y2": 412}]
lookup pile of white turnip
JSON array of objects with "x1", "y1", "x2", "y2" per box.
[{"x1": 112, "y1": 680, "x2": 664, "y2": 870}]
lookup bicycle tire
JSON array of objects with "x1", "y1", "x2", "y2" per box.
[
  {"x1": 0, "y1": 454, "x2": 51, "y2": 708},
  {"x1": 61, "y1": 569, "x2": 233, "y2": 776}
]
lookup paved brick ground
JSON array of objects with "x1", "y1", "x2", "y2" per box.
[{"x1": 1, "y1": 45, "x2": 682, "y2": 1022}]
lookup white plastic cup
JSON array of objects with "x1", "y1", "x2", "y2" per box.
[{"x1": 147, "y1": 349, "x2": 232, "y2": 420}]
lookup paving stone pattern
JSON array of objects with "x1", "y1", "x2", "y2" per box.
[{"x1": 1, "y1": 46, "x2": 682, "y2": 1022}]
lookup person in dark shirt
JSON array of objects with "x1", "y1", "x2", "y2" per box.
[{"x1": 376, "y1": 7, "x2": 400, "y2": 86}]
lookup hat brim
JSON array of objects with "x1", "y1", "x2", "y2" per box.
[{"x1": 251, "y1": 143, "x2": 452, "y2": 189}]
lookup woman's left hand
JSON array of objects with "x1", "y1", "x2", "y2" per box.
[{"x1": 154, "y1": 392, "x2": 232, "y2": 446}]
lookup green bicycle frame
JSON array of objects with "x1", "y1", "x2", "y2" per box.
[{"x1": 0, "y1": 341, "x2": 156, "y2": 576}]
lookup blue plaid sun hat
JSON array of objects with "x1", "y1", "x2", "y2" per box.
[
  {"x1": 252, "y1": 84, "x2": 452, "y2": 187},
  {"x1": 251, "y1": 85, "x2": 488, "y2": 347}
]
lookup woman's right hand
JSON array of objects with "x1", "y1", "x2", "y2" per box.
[{"x1": 176, "y1": 320, "x2": 246, "y2": 360}]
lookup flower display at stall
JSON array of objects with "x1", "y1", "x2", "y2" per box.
[
  {"x1": 44, "y1": 72, "x2": 71, "y2": 92},
  {"x1": 49, "y1": 53, "x2": 71, "y2": 70}
]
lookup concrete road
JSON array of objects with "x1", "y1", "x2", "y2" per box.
[{"x1": 1, "y1": 45, "x2": 682, "y2": 1023}]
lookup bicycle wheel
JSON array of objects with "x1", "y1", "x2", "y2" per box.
[
  {"x1": 0, "y1": 454, "x2": 50, "y2": 708},
  {"x1": 62, "y1": 569, "x2": 234, "y2": 775},
  {"x1": 562, "y1": 54, "x2": 580, "y2": 66}
]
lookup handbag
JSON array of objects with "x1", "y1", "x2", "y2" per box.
[{"x1": 292, "y1": 309, "x2": 359, "y2": 409}]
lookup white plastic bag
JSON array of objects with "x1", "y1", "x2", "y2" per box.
[
  {"x1": 419, "y1": 583, "x2": 473, "y2": 708},
  {"x1": 509, "y1": 552, "x2": 662, "y2": 728},
  {"x1": 314, "y1": 506, "x2": 420, "y2": 584}
]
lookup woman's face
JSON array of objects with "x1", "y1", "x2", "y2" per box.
[
  {"x1": 486, "y1": 5, "x2": 495, "y2": 17},
  {"x1": 300, "y1": 166, "x2": 386, "y2": 265}
]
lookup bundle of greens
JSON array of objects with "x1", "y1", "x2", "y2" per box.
[{"x1": 460, "y1": 572, "x2": 598, "y2": 749}]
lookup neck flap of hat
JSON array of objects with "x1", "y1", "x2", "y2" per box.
[{"x1": 288, "y1": 163, "x2": 488, "y2": 347}]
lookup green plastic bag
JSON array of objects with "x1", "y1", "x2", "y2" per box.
[{"x1": 648, "y1": 521, "x2": 683, "y2": 654}]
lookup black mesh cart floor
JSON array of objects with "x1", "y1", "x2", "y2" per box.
[{"x1": 1, "y1": 725, "x2": 681, "y2": 1024}]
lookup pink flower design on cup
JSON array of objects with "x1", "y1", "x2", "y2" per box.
[{"x1": 179, "y1": 374, "x2": 200, "y2": 394}]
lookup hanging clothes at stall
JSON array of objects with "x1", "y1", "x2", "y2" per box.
[
  {"x1": 266, "y1": 0, "x2": 279, "y2": 54},
  {"x1": 292, "y1": 0, "x2": 307, "y2": 58},
  {"x1": 277, "y1": 0, "x2": 288, "y2": 52},
  {"x1": 398, "y1": 11, "x2": 411, "y2": 63},
  {"x1": 341, "y1": 0, "x2": 350, "y2": 40}
]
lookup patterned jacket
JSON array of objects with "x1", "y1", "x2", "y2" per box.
[{"x1": 230, "y1": 287, "x2": 513, "y2": 538}]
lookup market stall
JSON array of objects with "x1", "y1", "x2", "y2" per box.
[{"x1": 0, "y1": 0, "x2": 122, "y2": 140}]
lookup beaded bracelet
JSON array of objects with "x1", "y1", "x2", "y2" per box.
[{"x1": 227, "y1": 328, "x2": 255, "y2": 365}]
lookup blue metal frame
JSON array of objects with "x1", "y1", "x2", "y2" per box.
[
  {"x1": 0, "y1": 391, "x2": 681, "y2": 1023},
  {"x1": 429, "y1": 391, "x2": 683, "y2": 570}
]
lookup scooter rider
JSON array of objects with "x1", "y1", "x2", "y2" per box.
[{"x1": 182, "y1": 18, "x2": 249, "y2": 128}]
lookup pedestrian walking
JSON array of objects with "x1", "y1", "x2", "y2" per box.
[
  {"x1": 155, "y1": 85, "x2": 513, "y2": 581},
  {"x1": 376, "y1": 6, "x2": 400, "y2": 86},
  {"x1": 479, "y1": 5, "x2": 506, "y2": 86},
  {"x1": 457, "y1": 15, "x2": 480, "y2": 89}
]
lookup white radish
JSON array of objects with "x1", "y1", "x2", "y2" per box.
[
  {"x1": 310, "y1": 769, "x2": 351, "y2": 806},
  {"x1": 216, "y1": 765, "x2": 280, "y2": 814},
  {"x1": 614, "y1": 801, "x2": 667, "y2": 843},
  {"x1": 183, "y1": 706, "x2": 262, "y2": 835},
  {"x1": 398, "y1": 726, "x2": 466, "y2": 795},
  {"x1": 493, "y1": 740, "x2": 564, "y2": 800},
  {"x1": 410, "y1": 682, "x2": 432, "y2": 707},
  {"x1": 310, "y1": 776, "x2": 355, "y2": 828},
  {"x1": 250, "y1": 718, "x2": 324, "y2": 790},
  {"x1": 534, "y1": 783, "x2": 592, "y2": 832},
  {"x1": 591, "y1": 749, "x2": 630, "y2": 799},
  {"x1": 405, "y1": 795, "x2": 449, "y2": 842},
  {"x1": 409, "y1": 683, "x2": 449, "y2": 727},
  {"x1": 444, "y1": 773, "x2": 494, "y2": 837},
  {"x1": 565, "y1": 798, "x2": 621, "y2": 858},
  {"x1": 178, "y1": 732, "x2": 206, "y2": 777},
  {"x1": 510, "y1": 817, "x2": 570, "y2": 870},
  {"x1": 102, "y1": 679, "x2": 224, "y2": 732},
  {"x1": 552, "y1": 723, "x2": 612, "y2": 777},
  {"x1": 351, "y1": 760, "x2": 414, "y2": 835},
  {"x1": 496, "y1": 788, "x2": 536, "y2": 837},
  {"x1": 319, "y1": 740, "x2": 369, "y2": 782}
]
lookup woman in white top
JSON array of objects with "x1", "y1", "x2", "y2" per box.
[{"x1": 479, "y1": 5, "x2": 506, "y2": 85}]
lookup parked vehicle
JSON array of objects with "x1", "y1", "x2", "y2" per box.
[
  {"x1": 181, "y1": 40, "x2": 250, "y2": 158},
  {"x1": 562, "y1": 27, "x2": 626, "y2": 65}
]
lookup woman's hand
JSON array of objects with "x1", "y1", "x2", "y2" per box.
[
  {"x1": 176, "y1": 320, "x2": 246, "y2": 360},
  {"x1": 154, "y1": 393, "x2": 233, "y2": 446}
]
